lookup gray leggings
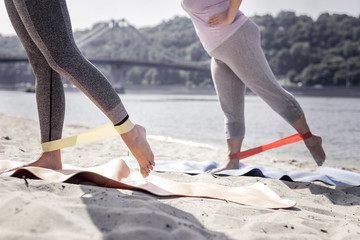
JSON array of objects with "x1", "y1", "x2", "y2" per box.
[
  {"x1": 5, "y1": 0, "x2": 128, "y2": 143},
  {"x1": 210, "y1": 20, "x2": 304, "y2": 139}
]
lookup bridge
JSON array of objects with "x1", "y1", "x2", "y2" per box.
[{"x1": 0, "y1": 19, "x2": 211, "y2": 91}]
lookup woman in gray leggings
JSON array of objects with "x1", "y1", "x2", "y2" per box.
[
  {"x1": 5, "y1": 0, "x2": 155, "y2": 177},
  {"x1": 182, "y1": 0, "x2": 326, "y2": 173}
]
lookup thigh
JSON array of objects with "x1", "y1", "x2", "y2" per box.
[
  {"x1": 12, "y1": 0, "x2": 76, "y2": 62},
  {"x1": 211, "y1": 57, "x2": 245, "y2": 123},
  {"x1": 221, "y1": 21, "x2": 299, "y2": 111},
  {"x1": 222, "y1": 21, "x2": 304, "y2": 122},
  {"x1": 5, "y1": 0, "x2": 48, "y2": 66}
]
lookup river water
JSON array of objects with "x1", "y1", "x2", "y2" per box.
[{"x1": 0, "y1": 90, "x2": 359, "y2": 168}]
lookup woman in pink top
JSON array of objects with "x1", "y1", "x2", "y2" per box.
[{"x1": 182, "y1": 0, "x2": 326, "y2": 173}]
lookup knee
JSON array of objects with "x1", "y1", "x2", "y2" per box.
[{"x1": 44, "y1": 45, "x2": 82, "y2": 73}]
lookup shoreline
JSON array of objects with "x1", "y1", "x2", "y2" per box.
[
  {"x1": 1, "y1": 85, "x2": 360, "y2": 98},
  {"x1": 0, "y1": 112, "x2": 359, "y2": 173},
  {"x1": 116, "y1": 85, "x2": 360, "y2": 98},
  {"x1": 1, "y1": 114, "x2": 360, "y2": 239},
  {"x1": 0, "y1": 90, "x2": 359, "y2": 170}
]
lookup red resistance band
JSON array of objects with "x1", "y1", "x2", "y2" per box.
[{"x1": 228, "y1": 131, "x2": 313, "y2": 160}]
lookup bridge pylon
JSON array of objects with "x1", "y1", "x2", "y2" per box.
[{"x1": 109, "y1": 63, "x2": 126, "y2": 93}]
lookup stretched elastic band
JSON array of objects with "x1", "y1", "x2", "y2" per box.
[
  {"x1": 41, "y1": 119, "x2": 135, "y2": 152},
  {"x1": 301, "y1": 131, "x2": 313, "y2": 140},
  {"x1": 228, "y1": 132, "x2": 312, "y2": 160},
  {"x1": 114, "y1": 119, "x2": 135, "y2": 134}
]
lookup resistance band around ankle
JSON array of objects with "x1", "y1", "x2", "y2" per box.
[
  {"x1": 42, "y1": 119, "x2": 311, "y2": 161},
  {"x1": 229, "y1": 132, "x2": 313, "y2": 160},
  {"x1": 41, "y1": 119, "x2": 134, "y2": 152}
]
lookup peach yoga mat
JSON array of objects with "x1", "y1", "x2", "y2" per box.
[{"x1": 0, "y1": 159, "x2": 296, "y2": 209}]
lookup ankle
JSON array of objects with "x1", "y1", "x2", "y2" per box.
[
  {"x1": 300, "y1": 131, "x2": 313, "y2": 140},
  {"x1": 115, "y1": 118, "x2": 136, "y2": 136},
  {"x1": 120, "y1": 124, "x2": 139, "y2": 140},
  {"x1": 34, "y1": 150, "x2": 62, "y2": 169},
  {"x1": 304, "y1": 134, "x2": 321, "y2": 146},
  {"x1": 225, "y1": 159, "x2": 240, "y2": 168},
  {"x1": 228, "y1": 158, "x2": 239, "y2": 164},
  {"x1": 42, "y1": 150, "x2": 61, "y2": 159},
  {"x1": 227, "y1": 146, "x2": 242, "y2": 159},
  {"x1": 228, "y1": 151, "x2": 241, "y2": 160}
]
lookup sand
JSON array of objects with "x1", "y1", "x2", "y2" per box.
[{"x1": 0, "y1": 114, "x2": 359, "y2": 240}]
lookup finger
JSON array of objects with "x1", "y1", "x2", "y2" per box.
[
  {"x1": 208, "y1": 16, "x2": 217, "y2": 23},
  {"x1": 210, "y1": 14, "x2": 220, "y2": 20},
  {"x1": 209, "y1": 18, "x2": 218, "y2": 24},
  {"x1": 208, "y1": 21, "x2": 216, "y2": 27}
]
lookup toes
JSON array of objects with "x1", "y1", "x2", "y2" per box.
[
  {"x1": 141, "y1": 168, "x2": 149, "y2": 178},
  {"x1": 150, "y1": 158, "x2": 155, "y2": 167},
  {"x1": 305, "y1": 135, "x2": 326, "y2": 166},
  {"x1": 315, "y1": 153, "x2": 326, "y2": 166},
  {"x1": 207, "y1": 168, "x2": 222, "y2": 174},
  {"x1": 140, "y1": 163, "x2": 154, "y2": 178},
  {"x1": 144, "y1": 165, "x2": 151, "y2": 174},
  {"x1": 148, "y1": 163, "x2": 154, "y2": 171}
]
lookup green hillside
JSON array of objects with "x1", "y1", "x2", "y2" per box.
[{"x1": 1, "y1": 12, "x2": 359, "y2": 87}]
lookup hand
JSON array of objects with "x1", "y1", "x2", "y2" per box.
[{"x1": 208, "y1": 13, "x2": 232, "y2": 27}]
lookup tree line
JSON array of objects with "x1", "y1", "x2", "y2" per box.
[{"x1": 0, "y1": 11, "x2": 359, "y2": 88}]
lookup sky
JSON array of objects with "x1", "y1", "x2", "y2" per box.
[{"x1": 0, "y1": 0, "x2": 359, "y2": 36}]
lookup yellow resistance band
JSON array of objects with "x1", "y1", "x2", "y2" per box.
[{"x1": 41, "y1": 119, "x2": 135, "y2": 152}]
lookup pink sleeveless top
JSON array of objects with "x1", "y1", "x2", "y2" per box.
[{"x1": 181, "y1": 0, "x2": 248, "y2": 53}]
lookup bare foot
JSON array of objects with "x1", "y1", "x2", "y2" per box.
[
  {"x1": 26, "y1": 150, "x2": 62, "y2": 169},
  {"x1": 0, "y1": 150, "x2": 62, "y2": 174},
  {"x1": 120, "y1": 124, "x2": 155, "y2": 178},
  {"x1": 304, "y1": 135, "x2": 326, "y2": 166},
  {"x1": 207, "y1": 159, "x2": 239, "y2": 174}
]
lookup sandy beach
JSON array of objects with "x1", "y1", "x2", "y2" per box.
[{"x1": 1, "y1": 114, "x2": 359, "y2": 240}]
